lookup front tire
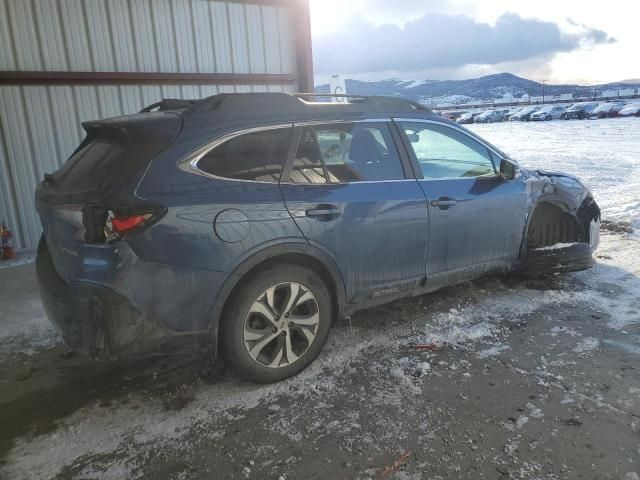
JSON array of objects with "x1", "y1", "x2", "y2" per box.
[
  {"x1": 221, "y1": 264, "x2": 333, "y2": 383},
  {"x1": 522, "y1": 243, "x2": 594, "y2": 278}
]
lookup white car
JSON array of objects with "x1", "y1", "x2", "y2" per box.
[
  {"x1": 618, "y1": 102, "x2": 640, "y2": 117},
  {"x1": 531, "y1": 105, "x2": 566, "y2": 121}
]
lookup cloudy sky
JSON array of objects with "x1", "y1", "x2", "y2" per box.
[{"x1": 309, "y1": 0, "x2": 638, "y2": 85}]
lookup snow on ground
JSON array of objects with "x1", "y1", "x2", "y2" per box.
[
  {"x1": 0, "y1": 287, "x2": 58, "y2": 357},
  {"x1": 4, "y1": 234, "x2": 640, "y2": 479},
  {"x1": 0, "y1": 252, "x2": 36, "y2": 270}
]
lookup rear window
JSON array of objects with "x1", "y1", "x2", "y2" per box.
[
  {"x1": 52, "y1": 129, "x2": 127, "y2": 191},
  {"x1": 52, "y1": 125, "x2": 172, "y2": 193},
  {"x1": 197, "y1": 127, "x2": 292, "y2": 182}
]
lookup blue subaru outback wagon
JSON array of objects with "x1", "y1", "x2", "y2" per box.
[{"x1": 35, "y1": 93, "x2": 600, "y2": 382}]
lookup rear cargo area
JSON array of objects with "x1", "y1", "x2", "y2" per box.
[{"x1": 34, "y1": 112, "x2": 182, "y2": 283}]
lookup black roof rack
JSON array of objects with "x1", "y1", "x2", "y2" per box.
[
  {"x1": 177, "y1": 92, "x2": 431, "y2": 116},
  {"x1": 140, "y1": 98, "x2": 198, "y2": 113}
]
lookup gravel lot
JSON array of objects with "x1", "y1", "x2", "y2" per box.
[{"x1": 1, "y1": 118, "x2": 639, "y2": 480}]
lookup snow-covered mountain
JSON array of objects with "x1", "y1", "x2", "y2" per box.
[{"x1": 315, "y1": 73, "x2": 640, "y2": 104}]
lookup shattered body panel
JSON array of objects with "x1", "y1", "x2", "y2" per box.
[{"x1": 520, "y1": 168, "x2": 600, "y2": 253}]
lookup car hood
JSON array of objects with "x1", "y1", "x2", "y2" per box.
[{"x1": 535, "y1": 168, "x2": 581, "y2": 182}]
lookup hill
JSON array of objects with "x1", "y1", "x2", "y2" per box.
[{"x1": 315, "y1": 73, "x2": 640, "y2": 104}]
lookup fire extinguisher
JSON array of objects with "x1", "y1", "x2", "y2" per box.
[{"x1": 1, "y1": 221, "x2": 15, "y2": 260}]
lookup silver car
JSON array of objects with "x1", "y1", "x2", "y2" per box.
[
  {"x1": 531, "y1": 105, "x2": 566, "y2": 121},
  {"x1": 474, "y1": 109, "x2": 505, "y2": 123}
]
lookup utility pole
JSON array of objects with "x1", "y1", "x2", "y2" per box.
[{"x1": 541, "y1": 79, "x2": 547, "y2": 102}]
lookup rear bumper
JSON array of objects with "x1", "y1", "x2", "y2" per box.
[{"x1": 36, "y1": 237, "x2": 209, "y2": 359}]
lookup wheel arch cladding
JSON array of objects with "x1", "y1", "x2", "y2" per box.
[{"x1": 208, "y1": 244, "x2": 346, "y2": 358}]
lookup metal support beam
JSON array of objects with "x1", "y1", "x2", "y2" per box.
[{"x1": 0, "y1": 71, "x2": 298, "y2": 86}]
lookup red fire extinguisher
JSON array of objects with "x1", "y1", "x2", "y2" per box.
[{"x1": 1, "y1": 221, "x2": 15, "y2": 260}]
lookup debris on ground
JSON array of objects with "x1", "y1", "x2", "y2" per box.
[
  {"x1": 601, "y1": 219, "x2": 634, "y2": 233},
  {"x1": 380, "y1": 450, "x2": 411, "y2": 477}
]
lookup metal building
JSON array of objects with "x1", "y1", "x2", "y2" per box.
[{"x1": 0, "y1": 0, "x2": 313, "y2": 250}]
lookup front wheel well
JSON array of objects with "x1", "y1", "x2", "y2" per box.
[{"x1": 526, "y1": 202, "x2": 584, "y2": 250}]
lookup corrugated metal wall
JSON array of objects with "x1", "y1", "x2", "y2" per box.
[{"x1": 0, "y1": 0, "x2": 298, "y2": 249}]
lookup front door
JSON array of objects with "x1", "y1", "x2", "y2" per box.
[
  {"x1": 280, "y1": 121, "x2": 428, "y2": 304},
  {"x1": 395, "y1": 120, "x2": 528, "y2": 287}
]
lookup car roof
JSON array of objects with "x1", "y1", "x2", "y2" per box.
[{"x1": 135, "y1": 92, "x2": 494, "y2": 159}]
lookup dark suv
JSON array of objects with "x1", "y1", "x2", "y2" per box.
[
  {"x1": 562, "y1": 102, "x2": 600, "y2": 120},
  {"x1": 36, "y1": 93, "x2": 600, "y2": 383}
]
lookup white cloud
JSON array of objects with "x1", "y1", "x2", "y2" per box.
[
  {"x1": 313, "y1": 12, "x2": 613, "y2": 75},
  {"x1": 310, "y1": 0, "x2": 636, "y2": 83}
]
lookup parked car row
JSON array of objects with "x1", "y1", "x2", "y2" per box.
[{"x1": 446, "y1": 100, "x2": 640, "y2": 124}]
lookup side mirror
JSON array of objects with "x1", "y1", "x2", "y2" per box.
[{"x1": 500, "y1": 159, "x2": 517, "y2": 180}]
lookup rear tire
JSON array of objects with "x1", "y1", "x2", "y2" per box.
[
  {"x1": 220, "y1": 264, "x2": 333, "y2": 383},
  {"x1": 521, "y1": 242, "x2": 594, "y2": 278}
]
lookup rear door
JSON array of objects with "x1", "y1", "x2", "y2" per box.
[
  {"x1": 279, "y1": 121, "x2": 428, "y2": 305},
  {"x1": 395, "y1": 119, "x2": 527, "y2": 287}
]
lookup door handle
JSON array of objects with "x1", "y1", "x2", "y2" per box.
[
  {"x1": 305, "y1": 205, "x2": 341, "y2": 220},
  {"x1": 431, "y1": 198, "x2": 457, "y2": 209}
]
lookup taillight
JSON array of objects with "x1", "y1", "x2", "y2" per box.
[
  {"x1": 111, "y1": 213, "x2": 152, "y2": 234},
  {"x1": 83, "y1": 205, "x2": 166, "y2": 243}
]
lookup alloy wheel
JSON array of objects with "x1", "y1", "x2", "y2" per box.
[{"x1": 243, "y1": 282, "x2": 320, "y2": 368}]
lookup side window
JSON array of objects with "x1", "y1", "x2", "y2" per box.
[
  {"x1": 197, "y1": 127, "x2": 291, "y2": 182},
  {"x1": 289, "y1": 122, "x2": 405, "y2": 183},
  {"x1": 399, "y1": 122, "x2": 496, "y2": 179}
]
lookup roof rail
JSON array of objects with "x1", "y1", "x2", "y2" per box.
[
  {"x1": 178, "y1": 92, "x2": 431, "y2": 116},
  {"x1": 295, "y1": 93, "x2": 431, "y2": 112},
  {"x1": 294, "y1": 92, "x2": 368, "y2": 101}
]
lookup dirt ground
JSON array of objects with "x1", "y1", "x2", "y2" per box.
[{"x1": 1, "y1": 231, "x2": 639, "y2": 480}]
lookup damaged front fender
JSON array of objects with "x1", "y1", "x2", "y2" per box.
[{"x1": 519, "y1": 168, "x2": 601, "y2": 256}]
